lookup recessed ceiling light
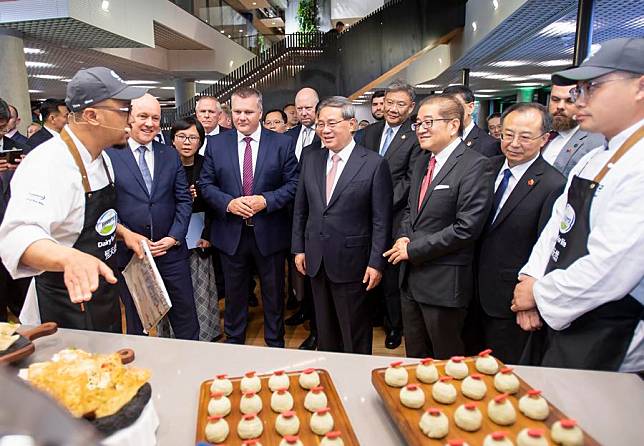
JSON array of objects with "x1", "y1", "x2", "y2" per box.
[
  {"x1": 538, "y1": 59, "x2": 571, "y2": 67},
  {"x1": 504, "y1": 76, "x2": 532, "y2": 82},
  {"x1": 471, "y1": 21, "x2": 477, "y2": 32},
  {"x1": 28, "y1": 89, "x2": 44, "y2": 93},
  {"x1": 239, "y1": 29, "x2": 244, "y2": 32},
  {"x1": 220, "y1": 29, "x2": 225, "y2": 33},
  {"x1": 492, "y1": 0, "x2": 499, "y2": 10},
  {"x1": 490, "y1": 60, "x2": 531, "y2": 67},
  {"x1": 23, "y1": 48, "x2": 44, "y2": 54},
  {"x1": 197, "y1": 80, "x2": 218, "y2": 84},
  {"x1": 475, "y1": 94, "x2": 493, "y2": 97},
  {"x1": 29, "y1": 74, "x2": 64, "y2": 80},
  {"x1": 477, "y1": 89, "x2": 501, "y2": 93},
  {"x1": 538, "y1": 21, "x2": 576, "y2": 37},
  {"x1": 101, "y1": 0, "x2": 110, "y2": 12},
  {"x1": 415, "y1": 84, "x2": 440, "y2": 88},
  {"x1": 25, "y1": 61, "x2": 56, "y2": 68},
  {"x1": 228, "y1": 34, "x2": 232, "y2": 38},
  {"x1": 159, "y1": 86, "x2": 175, "y2": 90},
  {"x1": 515, "y1": 82, "x2": 543, "y2": 87},
  {"x1": 527, "y1": 73, "x2": 554, "y2": 80},
  {"x1": 124, "y1": 80, "x2": 160, "y2": 85}
]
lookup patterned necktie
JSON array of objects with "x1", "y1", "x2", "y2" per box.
[
  {"x1": 491, "y1": 168, "x2": 513, "y2": 221},
  {"x1": 242, "y1": 136, "x2": 254, "y2": 196},
  {"x1": 136, "y1": 146, "x2": 153, "y2": 193},
  {"x1": 326, "y1": 153, "x2": 341, "y2": 204},
  {"x1": 380, "y1": 127, "x2": 394, "y2": 156},
  {"x1": 301, "y1": 127, "x2": 313, "y2": 151},
  {"x1": 417, "y1": 156, "x2": 437, "y2": 210}
]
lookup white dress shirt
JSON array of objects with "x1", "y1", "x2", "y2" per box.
[
  {"x1": 128, "y1": 138, "x2": 154, "y2": 180},
  {"x1": 5, "y1": 128, "x2": 18, "y2": 139},
  {"x1": 492, "y1": 154, "x2": 539, "y2": 221},
  {"x1": 295, "y1": 125, "x2": 315, "y2": 160},
  {"x1": 430, "y1": 137, "x2": 461, "y2": 179},
  {"x1": 379, "y1": 123, "x2": 402, "y2": 153},
  {"x1": 520, "y1": 119, "x2": 644, "y2": 372},
  {"x1": 0, "y1": 125, "x2": 115, "y2": 324},
  {"x1": 326, "y1": 139, "x2": 356, "y2": 196},
  {"x1": 542, "y1": 126, "x2": 578, "y2": 165},
  {"x1": 237, "y1": 126, "x2": 262, "y2": 179},
  {"x1": 462, "y1": 120, "x2": 475, "y2": 141},
  {"x1": 199, "y1": 125, "x2": 222, "y2": 155}
]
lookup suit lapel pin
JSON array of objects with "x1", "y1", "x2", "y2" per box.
[
  {"x1": 466, "y1": 140, "x2": 472, "y2": 147},
  {"x1": 527, "y1": 178, "x2": 535, "y2": 186},
  {"x1": 401, "y1": 134, "x2": 406, "y2": 140}
]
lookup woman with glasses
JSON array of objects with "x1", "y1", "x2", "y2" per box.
[{"x1": 158, "y1": 117, "x2": 221, "y2": 341}]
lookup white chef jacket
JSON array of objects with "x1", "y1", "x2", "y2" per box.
[
  {"x1": 0, "y1": 125, "x2": 115, "y2": 324},
  {"x1": 520, "y1": 119, "x2": 644, "y2": 372}
]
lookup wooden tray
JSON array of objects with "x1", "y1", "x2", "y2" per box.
[
  {"x1": 0, "y1": 322, "x2": 58, "y2": 364},
  {"x1": 372, "y1": 357, "x2": 600, "y2": 445},
  {"x1": 196, "y1": 369, "x2": 360, "y2": 445}
]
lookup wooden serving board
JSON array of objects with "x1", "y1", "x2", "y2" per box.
[
  {"x1": 196, "y1": 369, "x2": 359, "y2": 445},
  {"x1": 0, "y1": 322, "x2": 58, "y2": 364},
  {"x1": 372, "y1": 358, "x2": 600, "y2": 446}
]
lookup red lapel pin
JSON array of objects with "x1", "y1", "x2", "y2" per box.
[{"x1": 527, "y1": 178, "x2": 535, "y2": 186}]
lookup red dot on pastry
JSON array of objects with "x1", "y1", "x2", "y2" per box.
[
  {"x1": 470, "y1": 373, "x2": 483, "y2": 380},
  {"x1": 406, "y1": 384, "x2": 419, "y2": 391},
  {"x1": 243, "y1": 391, "x2": 256, "y2": 397},
  {"x1": 390, "y1": 360, "x2": 403, "y2": 367},
  {"x1": 465, "y1": 402, "x2": 477, "y2": 410},
  {"x1": 242, "y1": 413, "x2": 257, "y2": 420},
  {"x1": 245, "y1": 370, "x2": 256, "y2": 378},
  {"x1": 500, "y1": 367, "x2": 514, "y2": 374},
  {"x1": 494, "y1": 393, "x2": 509, "y2": 403},
  {"x1": 426, "y1": 407, "x2": 441, "y2": 416},
  {"x1": 282, "y1": 410, "x2": 296, "y2": 418},
  {"x1": 528, "y1": 389, "x2": 542, "y2": 397},
  {"x1": 283, "y1": 435, "x2": 300, "y2": 444},
  {"x1": 277, "y1": 388, "x2": 288, "y2": 394},
  {"x1": 242, "y1": 440, "x2": 260, "y2": 445},
  {"x1": 479, "y1": 348, "x2": 493, "y2": 357},
  {"x1": 216, "y1": 374, "x2": 227, "y2": 379},
  {"x1": 491, "y1": 431, "x2": 508, "y2": 440},
  {"x1": 274, "y1": 370, "x2": 285, "y2": 375},
  {"x1": 207, "y1": 414, "x2": 224, "y2": 422},
  {"x1": 561, "y1": 419, "x2": 577, "y2": 429},
  {"x1": 448, "y1": 440, "x2": 466, "y2": 446},
  {"x1": 451, "y1": 356, "x2": 465, "y2": 362},
  {"x1": 325, "y1": 431, "x2": 342, "y2": 439},
  {"x1": 439, "y1": 376, "x2": 453, "y2": 383},
  {"x1": 316, "y1": 407, "x2": 331, "y2": 415},
  {"x1": 210, "y1": 391, "x2": 225, "y2": 398},
  {"x1": 528, "y1": 428, "x2": 544, "y2": 438},
  {"x1": 303, "y1": 368, "x2": 315, "y2": 374},
  {"x1": 420, "y1": 357, "x2": 434, "y2": 365},
  {"x1": 312, "y1": 386, "x2": 325, "y2": 393}
]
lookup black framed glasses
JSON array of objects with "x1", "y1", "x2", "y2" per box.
[
  {"x1": 414, "y1": 118, "x2": 453, "y2": 130},
  {"x1": 500, "y1": 132, "x2": 547, "y2": 145},
  {"x1": 174, "y1": 134, "x2": 200, "y2": 143},
  {"x1": 569, "y1": 76, "x2": 639, "y2": 102}
]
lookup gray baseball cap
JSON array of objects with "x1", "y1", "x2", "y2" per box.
[
  {"x1": 65, "y1": 67, "x2": 148, "y2": 111},
  {"x1": 552, "y1": 38, "x2": 644, "y2": 85}
]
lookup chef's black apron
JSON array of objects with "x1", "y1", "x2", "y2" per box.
[
  {"x1": 35, "y1": 129, "x2": 121, "y2": 332},
  {"x1": 522, "y1": 127, "x2": 644, "y2": 371}
]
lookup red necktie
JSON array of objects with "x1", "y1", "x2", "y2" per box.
[
  {"x1": 418, "y1": 156, "x2": 436, "y2": 210},
  {"x1": 242, "y1": 136, "x2": 253, "y2": 196}
]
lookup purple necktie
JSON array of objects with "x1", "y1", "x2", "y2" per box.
[{"x1": 242, "y1": 136, "x2": 253, "y2": 195}]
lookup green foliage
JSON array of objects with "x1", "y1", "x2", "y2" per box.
[{"x1": 297, "y1": 0, "x2": 318, "y2": 33}]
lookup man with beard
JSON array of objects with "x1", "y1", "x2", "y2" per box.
[
  {"x1": 371, "y1": 90, "x2": 385, "y2": 122},
  {"x1": 542, "y1": 84, "x2": 605, "y2": 178}
]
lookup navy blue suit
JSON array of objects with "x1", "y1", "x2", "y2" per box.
[
  {"x1": 199, "y1": 127, "x2": 299, "y2": 346},
  {"x1": 107, "y1": 140, "x2": 199, "y2": 340},
  {"x1": 8, "y1": 131, "x2": 28, "y2": 146}
]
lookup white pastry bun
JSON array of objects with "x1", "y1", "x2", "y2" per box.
[
  {"x1": 418, "y1": 407, "x2": 449, "y2": 439},
  {"x1": 551, "y1": 418, "x2": 584, "y2": 446},
  {"x1": 432, "y1": 376, "x2": 458, "y2": 404},
  {"x1": 275, "y1": 410, "x2": 300, "y2": 436},
  {"x1": 475, "y1": 349, "x2": 500, "y2": 375},
  {"x1": 483, "y1": 431, "x2": 515, "y2": 446},
  {"x1": 416, "y1": 358, "x2": 439, "y2": 384},
  {"x1": 237, "y1": 413, "x2": 264, "y2": 440},
  {"x1": 304, "y1": 385, "x2": 328, "y2": 412},
  {"x1": 494, "y1": 367, "x2": 520, "y2": 394},
  {"x1": 269, "y1": 369, "x2": 291, "y2": 391},
  {"x1": 487, "y1": 393, "x2": 517, "y2": 426},
  {"x1": 445, "y1": 356, "x2": 469, "y2": 380},
  {"x1": 310, "y1": 407, "x2": 334, "y2": 435},
  {"x1": 400, "y1": 383, "x2": 426, "y2": 409},
  {"x1": 517, "y1": 428, "x2": 549, "y2": 446},
  {"x1": 207, "y1": 390, "x2": 231, "y2": 416},
  {"x1": 240, "y1": 391, "x2": 263, "y2": 415},
  {"x1": 384, "y1": 360, "x2": 409, "y2": 387},
  {"x1": 210, "y1": 373, "x2": 233, "y2": 396},
  {"x1": 454, "y1": 402, "x2": 483, "y2": 432},
  {"x1": 461, "y1": 373, "x2": 487, "y2": 400},
  {"x1": 320, "y1": 430, "x2": 344, "y2": 446},
  {"x1": 271, "y1": 387, "x2": 294, "y2": 413},
  {"x1": 240, "y1": 370, "x2": 262, "y2": 393},
  {"x1": 279, "y1": 435, "x2": 303, "y2": 446},
  {"x1": 298, "y1": 368, "x2": 321, "y2": 389},
  {"x1": 204, "y1": 414, "x2": 229, "y2": 443},
  {"x1": 518, "y1": 389, "x2": 549, "y2": 421}
]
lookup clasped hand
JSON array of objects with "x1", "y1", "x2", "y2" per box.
[{"x1": 227, "y1": 195, "x2": 266, "y2": 218}]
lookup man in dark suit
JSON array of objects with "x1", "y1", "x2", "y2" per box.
[
  {"x1": 443, "y1": 85, "x2": 501, "y2": 158},
  {"x1": 477, "y1": 103, "x2": 565, "y2": 364},
  {"x1": 362, "y1": 80, "x2": 422, "y2": 349},
  {"x1": 4, "y1": 105, "x2": 28, "y2": 145},
  {"x1": 107, "y1": 94, "x2": 198, "y2": 340},
  {"x1": 385, "y1": 94, "x2": 495, "y2": 359},
  {"x1": 293, "y1": 96, "x2": 393, "y2": 354},
  {"x1": 200, "y1": 87, "x2": 299, "y2": 347},
  {"x1": 196, "y1": 95, "x2": 231, "y2": 156},
  {"x1": 26, "y1": 99, "x2": 68, "y2": 151},
  {"x1": 285, "y1": 87, "x2": 321, "y2": 161}
]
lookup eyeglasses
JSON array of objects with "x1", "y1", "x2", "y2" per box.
[
  {"x1": 569, "y1": 76, "x2": 638, "y2": 102},
  {"x1": 414, "y1": 118, "x2": 453, "y2": 130},
  {"x1": 315, "y1": 119, "x2": 350, "y2": 130},
  {"x1": 501, "y1": 132, "x2": 547, "y2": 145},
  {"x1": 92, "y1": 105, "x2": 132, "y2": 115},
  {"x1": 174, "y1": 134, "x2": 200, "y2": 143}
]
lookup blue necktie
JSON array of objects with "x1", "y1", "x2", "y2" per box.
[
  {"x1": 492, "y1": 168, "x2": 512, "y2": 221},
  {"x1": 380, "y1": 127, "x2": 394, "y2": 156},
  {"x1": 137, "y1": 146, "x2": 153, "y2": 194}
]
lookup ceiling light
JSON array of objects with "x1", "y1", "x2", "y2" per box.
[
  {"x1": 229, "y1": 60, "x2": 234, "y2": 68},
  {"x1": 475, "y1": 94, "x2": 493, "y2": 97},
  {"x1": 515, "y1": 82, "x2": 543, "y2": 87},
  {"x1": 527, "y1": 73, "x2": 553, "y2": 80},
  {"x1": 538, "y1": 21, "x2": 576, "y2": 37},
  {"x1": 228, "y1": 34, "x2": 232, "y2": 38},
  {"x1": 538, "y1": 59, "x2": 571, "y2": 67},
  {"x1": 471, "y1": 21, "x2": 477, "y2": 32},
  {"x1": 220, "y1": 29, "x2": 225, "y2": 33},
  {"x1": 101, "y1": 0, "x2": 109, "y2": 12},
  {"x1": 29, "y1": 74, "x2": 64, "y2": 80},
  {"x1": 492, "y1": 0, "x2": 499, "y2": 10},
  {"x1": 476, "y1": 89, "x2": 500, "y2": 93},
  {"x1": 23, "y1": 48, "x2": 44, "y2": 54},
  {"x1": 28, "y1": 89, "x2": 44, "y2": 93},
  {"x1": 490, "y1": 60, "x2": 531, "y2": 67},
  {"x1": 503, "y1": 76, "x2": 532, "y2": 82},
  {"x1": 25, "y1": 61, "x2": 56, "y2": 68},
  {"x1": 197, "y1": 80, "x2": 219, "y2": 84},
  {"x1": 239, "y1": 29, "x2": 244, "y2": 32},
  {"x1": 159, "y1": 86, "x2": 175, "y2": 90},
  {"x1": 415, "y1": 84, "x2": 440, "y2": 88},
  {"x1": 123, "y1": 80, "x2": 160, "y2": 85}
]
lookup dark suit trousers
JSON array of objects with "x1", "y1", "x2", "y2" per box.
[
  {"x1": 0, "y1": 260, "x2": 29, "y2": 321},
  {"x1": 380, "y1": 261, "x2": 402, "y2": 331},
  {"x1": 311, "y1": 263, "x2": 371, "y2": 354},
  {"x1": 293, "y1": 264, "x2": 316, "y2": 333},
  {"x1": 401, "y1": 286, "x2": 467, "y2": 359},
  {"x1": 482, "y1": 313, "x2": 530, "y2": 365},
  {"x1": 220, "y1": 226, "x2": 286, "y2": 347},
  {"x1": 120, "y1": 255, "x2": 199, "y2": 340}
]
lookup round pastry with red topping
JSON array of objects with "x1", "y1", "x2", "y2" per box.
[
  {"x1": 269, "y1": 369, "x2": 290, "y2": 392},
  {"x1": 320, "y1": 430, "x2": 344, "y2": 446},
  {"x1": 483, "y1": 431, "x2": 514, "y2": 446},
  {"x1": 242, "y1": 439, "x2": 263, "y2": 446},
  {"x1": 207, "y1": 391, "x2": 231, "y2": 417},
  {"x1": 445, "y1": 440, "x2": 470, "y2": 446},
  {"x1": 419, "y1": 407, "x2": 449, "y2": 439},
  {"x1": 270, "y1": 387, "x2": 294, "y2": 413},
  {"x1": 487, "y1": 393, "x2": 517, "y2": 426},
  {"x1": 204, "y1": 414, "x2": 229, "y2": 443},
  {"x1": 416, "y1": 358, "x2": 439, "y2": 384},
  {"x1": 384, "y1": 360, "x2": 409, "y2": 387},
  {"x1": 209, "y1": 374, "x2": 233, "y2": 396},
  {"x1": 432, "y1": 376, "x2": 457, "y2": 404},
  {"x1": 240, "y1": 370, "x2": 262, "y2": 393},
  {"x1": 461, "y1": 373, "x2": 487, "y2": 400},
  {"x1": 517, "y1": 428, "x2": 548, "y2": 446},
  {"x1": 445, "y1": 356, "x2": 469, "y2": 379},
  {"x1": 298, "y1": 368, "x2": 321, "y2": 389},
  {"x1": 399, "y1": 383, "x2": 426, "y2": 409},
  {"x1": 494, "y1": 367, "x2": 520, "y2": 394},
  {"x1": 240, "y1": 391, "x2": 263, "y2": 415},
  {"x1": 310, "y1": 407, "x2": 334, "y2": 435},
  {"x1": 475, "y1": 349, "x2": 500, "y2": 375},
  {"x1": 551, "y1": 419, "x2": 584, "y2": 446},
  {"x1": 304, "y1": 385, "x2": 328, "y2": 412},
  {"x1": 279, "y1": 435, "x2": 303, "y2": 446},
  {"x1": 518, "y1": 389, "x2": 549, "y2": 420},
  {"x1": 275, "y1": 410, "x2": 300, "y2": 436},
  {"x1": 237, "y1": 413, "x2": 263, "y2": 439},
  {"x1": 454, "y1": 402, "x2": 483, "y2": 432}
]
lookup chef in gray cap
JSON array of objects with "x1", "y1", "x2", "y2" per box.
[
  {"x1": 512, "y1": 38, "x2": 644, "y2": 372},
  {"x1": 0, "y1": 67, "x2": 149, "y2": 332}
]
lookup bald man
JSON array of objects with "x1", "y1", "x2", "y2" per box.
[
  {"x1": 286, "y1": 87, "x2": 321, "y2": 161},
  {"x1": 107, "y1": 93, "x2": 199, "y2": 339}
]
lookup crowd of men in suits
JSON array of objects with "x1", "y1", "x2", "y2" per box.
[{"x1": 0, "y1": 56, "x2": 627, "y2": 367}]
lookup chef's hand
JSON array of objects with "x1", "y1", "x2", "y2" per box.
[
  {"x1": 149, "y1": 237, "x2": 176, "y2": 257},
  {"x1": 516, "y1": 309, "x2": 543, "y2": 331},
  {"x1": 119, "y1": 227, "x2": 149, "y2": 260},
  {"x1": 227, "y1": 197, "x2": 254, "y2": 218},
  {"x1": 383, "y1": 237, "x2": 410, "y2": 264},
  {"x1": 363, "y1": 266, "x2": 382, "y2": 291},
  {"x1": 511, "y1": 274, "x2": 537, "y2": 311},
  {"x1": 62, "y1": 249, "x2": 117, "y2": 303},
  {"x1": 243, "y1": 195, "x2": 267, "y2": 214},
  {"x1": 294, "y1": 253, "x2": 306, "y2": 275},
  {"x1": 197, "y1": 239, "x2": 211, "y2": 249}
]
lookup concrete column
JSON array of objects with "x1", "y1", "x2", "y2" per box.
[
  {"x1": 0, "y1": 30, "x2": 31, "y2": 134},
  {"x1": 174, "y1": 79, "x2": 195, "y2": 109}
]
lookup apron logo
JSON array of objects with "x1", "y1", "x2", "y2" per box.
[
  {"x1": 95, "y1": 209, "x2": 118, "y2": 237},
  {"x1": 560, "y1": 203, "x2": 576, "y2": 234}
]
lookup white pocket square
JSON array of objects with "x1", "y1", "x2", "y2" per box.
[{"x1": 434, "y1": 185, "x2": 450, "y2": 190}]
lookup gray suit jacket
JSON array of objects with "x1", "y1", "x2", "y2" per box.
[{"x1": 552, "y1": 129, "x2": 605, "y2": 178}]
